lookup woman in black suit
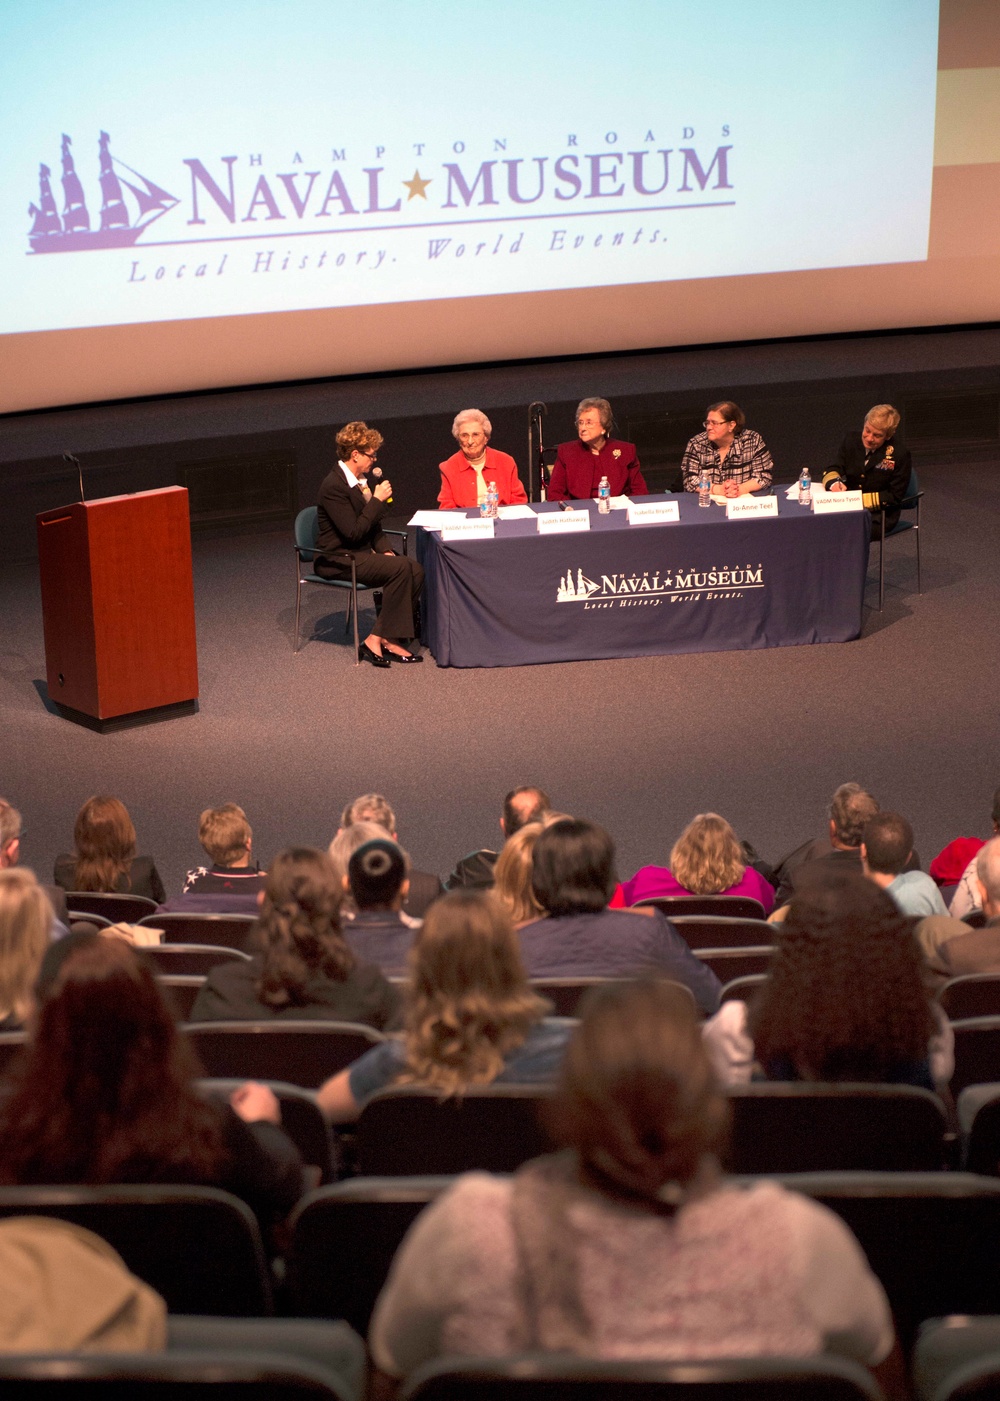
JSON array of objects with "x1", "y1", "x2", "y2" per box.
[{"x1": 315, "y1": 420, "x2": 425, "y2": 667}]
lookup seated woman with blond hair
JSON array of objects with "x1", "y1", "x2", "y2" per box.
[
  {"x1": 317, "y1": 890, "x2": 573, "y2": 1122},
  {"x1": 614, "y1": 813, "x2": 774, "y2": 914},
  {"x1": 0, "y1": 868, "x2": 53, "y2": 1032},
  {"x1": 492, "y1": 822, "x2": 545, "y2": 929},
  {"x1": 369, "y1": 978, "x2": 901, "y2": 1390}
]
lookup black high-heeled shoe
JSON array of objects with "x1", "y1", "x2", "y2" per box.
[
  {"x1": 358, "y1": 642, "x2": 391, "y2": 668},
  {"x1": 386, "y1": 646, "x2": 423, "y2": 663}
]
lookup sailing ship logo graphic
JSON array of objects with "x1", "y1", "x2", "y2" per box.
[
  {"x1": 556, "y1": 568, "x2": 601, "y2": 602},
  {"x1": 28, "y1": 131, "x2": 179, "y2": 253}
]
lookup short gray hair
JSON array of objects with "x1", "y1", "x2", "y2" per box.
[
  {"x1": 828, "y1": 782, "x2": 879, "y2": 847},
  {"x1": 0, "y1": 800, "x2": 21, "y2": 851},
  {"x1": 977, "y1": 836, "x2": 1000, "y2": 907},
  {"x1": 451, "y1": 409, "x2": 492, "y2": 441},
  {"x1": 575, "y1": 397, "x2": 613, "y2": 431}
]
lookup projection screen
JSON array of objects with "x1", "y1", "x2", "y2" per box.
[{"x1": 1, "y1": 0, "x2": 998, "y2": 413}]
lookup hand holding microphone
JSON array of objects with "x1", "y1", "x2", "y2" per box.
[{"x1": 373, "y1": 473, "x2": 393, "y2": 503}]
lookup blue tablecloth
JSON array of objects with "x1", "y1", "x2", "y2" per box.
[{"x1": 416, "y1": 494, "x2": 870, "y2": 668}]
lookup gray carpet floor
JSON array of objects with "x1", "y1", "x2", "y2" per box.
[{"x1": 2, "y1": 460, "x2": 998, "y2": 896}]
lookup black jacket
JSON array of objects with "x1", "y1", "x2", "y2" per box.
[{"x1": 822, "y1": 432, "x2": 912, "y2": 530}]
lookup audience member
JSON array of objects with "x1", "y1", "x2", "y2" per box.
[
  {"x1": 936, "y1": 838, "x2": 1000, "y2": 977},
  {"x1": 0, "y1": 935, "x2": 304, "y2": 1229},
  {"x1": 773, "y1": 783, "x2": 880, "y2": 905},
  {"x1": 53, "y1": 796, "x2": 166, "y2": 904},
  {"x1": 446, "y1": 786, "x2": 552, "y2": 891},
  {"x1": 339, "y1": 794, "x2": 443, "y2": 917},
  {"x1": 181, "y1": 803, "x2": 268, "y2": 897},
  {"x1": 341, "y1": 837, "x2": 417, "y2": 978},
  {"x1": 492, "y1": 822, "x2": 545, "y2": 928},
  {"x1": 614, "y1": 813, "x2": 775, "y2": 913},
  {"x1": 0, "y1": 798, "x2": 69, "y2": 929},
  {"x1": 0, "y1": 868, "x2": 53, "y2": 1031},
  {"x1": 318, "y1": 890, "x2": 572, "y2": 1122},
  {"x1": 703, "y1": 873, "x2": 952, "y2": 1091},
  {"x1": 517, "y1": 819, "x2": 721, "y2": 1013},
  {"x1": 861, "y1": 813, "x2": 948, "y2": 917},
  {"x1": 188, "y1": 846, "x2": 399, "y2": 1029},
  {"x1": 945, "y1": 785, "x2": 1000, "y2": 920},
  {"x1": 368, "y1": 979, "x2": 899, "y2": 1387}
]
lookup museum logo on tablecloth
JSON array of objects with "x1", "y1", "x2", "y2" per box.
[{"x1": 557, "y1": 563, "x2": 764, "y2": 608}]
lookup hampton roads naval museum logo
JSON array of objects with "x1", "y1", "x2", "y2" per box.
[
  {"x1": 28, "y1": 132, "x2": 179, "y2": 253},
  {"x1": 557, "y1": 564, "x2": 764, "y2": 608}
]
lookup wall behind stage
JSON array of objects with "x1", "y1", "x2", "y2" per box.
[{"x1": 2, "y1": 324, "x2": 997, "y2": 562}]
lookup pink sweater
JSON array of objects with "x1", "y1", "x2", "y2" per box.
[{"x1": 613, "y1": 865, "x2": 775, "y2": 915}]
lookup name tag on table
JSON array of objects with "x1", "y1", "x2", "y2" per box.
[
  {"x1": 627, "y1": 501, "x2": 680, "y2": 525},
  {"x1": 441, "y1": 518, "x2": 495, "y2": 541},
  {"x1": 537, "y1": 510, "x2": 591, "y2": 534},
  {"x1": 725, "y1": 496, "x2": 779, "y2": 520},
  {"x1": 812, "y1": 490, "x2": 864, "y2": 514}
]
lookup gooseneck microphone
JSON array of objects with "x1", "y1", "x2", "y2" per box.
[{"x1": 63, "y1": 451, "x2": 85, "y2": 503}]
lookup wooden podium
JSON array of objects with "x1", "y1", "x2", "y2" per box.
[{"x1": 37, "y1": 487, "x2": 199, "y2": 726}]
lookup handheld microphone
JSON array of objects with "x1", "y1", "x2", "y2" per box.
[
  {"x1": 63, "y1": 451, "x2": 85, "y2": 503},
  {"x1": 369, "y1": 464, "x2": 392, "y2": 505}
]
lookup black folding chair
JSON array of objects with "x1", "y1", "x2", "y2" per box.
[
  {"x1": 0, "y1": 1184, "x2": 272, "y2": 1315},
  {"x1": 158, "y1": 974, "x2": 206, "y2": 1021},
  {"x1": 720, "y1": 974, "x2": 767, "y2": 1005},
  {"x1": 635, "y1": 896, "x2": 767, "y2": 921},
  {"x1": 142, "y1": 944, "x2": 251, "y2": 977},
  {"x1": 528, "y1": 977, "x2": 696, "y2": 1018},
  {"x1": 951, "y1": 1017, "x2": 1000, "y2": 1098},
  {"x1": 138, "y1": 912, "x2": 257, "y2": 950},
  {"x1": 0, "y1": 1352, "x2": 354, "y2": 1399},
  {"x1": 695, "y1": 947, "x2": 774, "y2": 982},
  {"x1": 65, "y1": 891, "x2": 158, "y2": 923},
  {"x1": 293, "y1": 505, "x2": 408, "y2": 658},
  {"x1": 183, "y1": 1020, "x2": 384, "y2": 1089},
  {"x1": 941, "y1": 975, "x2": 1000, "y2": 1021},
  {"x1": 199, "y1": 1078, "x2": 337, "y2": 1185},
  {"x1": 668, "y1": 916, "x2": 776, "y2": 950},
  {"x1": 875, "y1": 465, "x2": 922, "y2": 611}
]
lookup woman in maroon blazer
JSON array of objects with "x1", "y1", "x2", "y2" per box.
[
  {"x1": 548, "y1": 396, "x2": 647, "y2": 501},
  {"x1": 437, "y1": 409, "x2": 528, "y2": 510}
]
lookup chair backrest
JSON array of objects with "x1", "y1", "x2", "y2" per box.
[
  {"x1": 159, "y1": 974, "x2": 207, "y2": 1021},
  {"x1": 529, "y1": 977, "x2": 695, "y2": 1018},
  {"x1": 951, "y1": 1017, "x2": 1000, "y2": 1098},
  {"x1": 0, "y1": 1184, "x2": 271, "y2": 1316},
  {"x1": 0, "y1": 1352, "x2": 353, "y2": 1399},
  {"x1": 183, "y1": 1020, "x2": 385, "y2": 1089},
  {"x1": 720, "y1": 974, "x2": 768, "y2": 1005},
  {"x1": 198, "y1": 1079, "x2": 337, "y2": 1184},
  {"x1": 295, "y1": 506, "x2": 320, "y2": 552},
  {"x1": 68, "y1": 911, "x2": 113, "y2": 930},
  {"x1": 962, "y1": 910, "x2": 988, "y2": 930},
  {"x1": 0, "y1": 1031, "x2": 27, "y2": 1079},
  {"x1": 941, "y1": 975, "x2": 1000, "y2": 1021},
  {"x1": 142, "y1": 944, "x2": 252, "y2": 977},
  {"x1": 140, "y1": 912, "x2": 257, "y2": 950},
  {"x1": 290, "y1": 1169, "x2": 1000, "y2": 1353},
  {"x1": 669, "y1": 916, "x2": 776, "y2": 950},
  {"x1": 354, "y1": 1085, "x2": 553, "y2": 1176},
  {"x1": 65, "y1": 891, "x2": 159, "y2": 923},
  {"x1": 903, "y1": 466, "x2": 920, "y2": 506},
  {"x1": 695, "y1": 947, "x2": 774, "y2": 982},
  {"x1": 399, "y1": 1355, "x2": 882, "y2": 1401},
  {"x1": 635, "y1": 896, "x2": 767, "y2": 921},
  {"x1": 726, "y1": 1083, "x2": 947, "y2": 1173},
  {"x1": 287, "y1": 1176, "x2": 454, "y2": 1331}
]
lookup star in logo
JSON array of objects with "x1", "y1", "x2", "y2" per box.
[{"x1": 403, "y1": 169, "x2": 432, "y2": 200}]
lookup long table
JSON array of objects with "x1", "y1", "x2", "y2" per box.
[{"x1": 416, "y1": 494, "x2": 870, "y2": 668}]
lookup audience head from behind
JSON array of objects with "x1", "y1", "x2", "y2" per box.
[
  {"x1": 548, "y1": 979, "x2": 729, "y2": 1205},
  {"x1": 670, "y1": 813, "x2": 745, "y2": 896},
  {"x1": 828, "y1": 783, "x2": 879, "y2": 851},
  {"x1": 0, "y1": 933, "x2": 230, "y2": 1186},
  {"x1": 256, "y1": 846, "x2": 355, "y2": 1008},
  {"x1": 531, "y1": 818, "x2": 617, "y2": 916},
  {"x1": 340, "y1": 792, "x2": 397, "y2": 839},
  {"x1": 69, "y1": 795, "x2": 137, "y2": 892},
  {"x1": 861, "y1": 812, "x2": 914, "y2": 883},
  {"x1": 501, "y1": 786, "x2": 551, "y2": 840},
  {"x1": 0, "y1": 868, "x2": 53, "y2": 1030},
  {"x1": 402, "y1": 889, "x2": 549, "y2": 1096},
  {"x1": 0, "y1": 800, "x2": 23, "y2": 869},
  {"x1": 749, "y1": 872, "x2": 935, "y2": 1084},
  {"x1": 493, "y1": 822, "x2": 545, "y2": 927},
  {"x1": 329, "y1": 820, "x2": 397, "y2": 914},
  {"x1": 198, "y1": 802, "x2": 254, "y2": 869},
  {"x1": 977, "y1": 837, "x2": 1000, "y2": 920},
  {"x1": 349, "y1": 837, "x2": 409, "y2": 912}
]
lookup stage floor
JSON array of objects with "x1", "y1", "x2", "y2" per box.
[{"x1": 2, "y1": 460, "x2": 997, "y2": 896}]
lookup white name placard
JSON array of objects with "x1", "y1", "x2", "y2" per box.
[
  {"x1": 726, "y1": 496, "x2": 779, "y2": 519},
  {"x1": 441, "y1": 518, "x2": 495, "y2": 541},
  {"x1": 537, "y1": 510, "x2": 591, "y2": 535},
  {"x1": 812, "y1": 490, "x2": 864, "y2": 514},
  {"x1": 627, "y1": 501, "x2": 680, "y2": 526}
]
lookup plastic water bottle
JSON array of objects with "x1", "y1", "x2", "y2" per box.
[
  {"x1": 698, "y1": 470, "x2": 711, "y2": 507},
  {"x1": 798, "y1": 467, "x2": 812, "y2": 506},
  {"x1": 597, "y1": 476, "x2": 611, "y2": 513},
  {"x1": 486, "y1": 480, "x2": 499, "y2": 518}
]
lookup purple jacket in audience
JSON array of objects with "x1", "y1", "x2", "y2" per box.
[{"x1": 516, "y1": 909, "x2": 721, "y2": 1014}]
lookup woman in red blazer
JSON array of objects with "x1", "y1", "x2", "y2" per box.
[{"x1": 437, "y1": 409, "x2": 528, "y2": 510}]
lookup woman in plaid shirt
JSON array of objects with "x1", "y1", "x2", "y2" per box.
[{"x1": 681, "y1": 401, "x2": 773, "y2": 498}]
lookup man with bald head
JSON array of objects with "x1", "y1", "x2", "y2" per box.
[{"x1": 938, "y1": 838, "x2": 1000, "y2": 977}]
